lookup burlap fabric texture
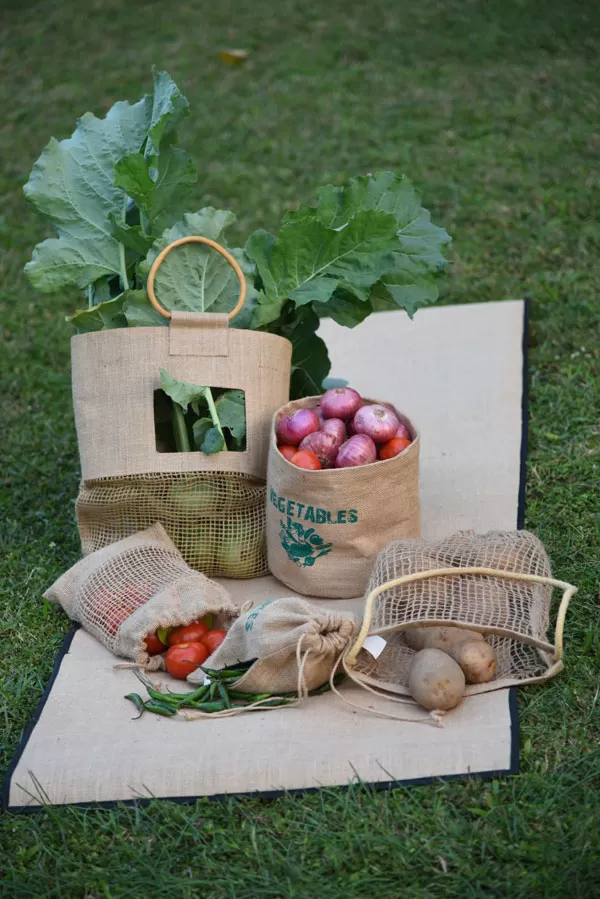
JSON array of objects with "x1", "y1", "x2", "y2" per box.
[
  {"x1": 266, "y1": 396, "x2": 420, "y2": 599},
  {"x1": 44, "y1": 523, "x2": 241, "y2": 670},
  {"x1": 345, "y1": 529, "x2": 576, "y2": 696},
  {"x1": 188, "y1": 596, "x2": 360, "y2": 694},
  {"x1": 71, "y1": 313, "x2": 291, "y2": 578}
]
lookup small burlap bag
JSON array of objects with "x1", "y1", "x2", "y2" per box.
[
  {"x1": 72, "y1": 237, "x2": 291, "y2": 579},
  {"x1": 266, "y1": 396, "x2": 420, "y2": 599},
  {"x1": 344, "y1": 530, "x2": 578, "y2": 697},
  {"x1": 187, "y1": 597, "x2": 360, "y2": 694},
  {"x1": 43, "y1": 522, "x2": 241, "y2": 670}
]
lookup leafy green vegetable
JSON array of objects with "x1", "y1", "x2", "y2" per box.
[
  {"x1": 141, "y1": 209, "x2": 258, "y2": 324},
  {"x1": 23, "y1": 68, "x2": 451, "y2": 402},
  {"x1": 23, "y1": 68, "x2": 189, "y2": 294},
  {"x1": 159, "y1": 370, "x2": 246, "y2": 455}
]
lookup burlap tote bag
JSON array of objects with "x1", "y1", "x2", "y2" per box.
[
  {"x1": 343, "y1": 530, "x2": 578, "y2": 697},
  {"x1": 43, "y1": 522, "x2": 241, "y2": 670},
  {"x1": 72, "y1": 237, "x2": 292, "y2": 579},
  {"x1": 266, "y1": 396, "x2": 420, "y2": 599},
  {"x1": 187, "y1": 596, "x2": 360, "y2": 694}
]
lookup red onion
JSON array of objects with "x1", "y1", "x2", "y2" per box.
[
  {"x1": 299, "y1": 430, "x2": 339, "y2": 468},
  {"x1": 335, "y1": 434, "x2": 377, "y2": 468},
  {"x1": 321, "y1": 418, "x2": 347, "y2": 447},
  {"x1": 321, "y1": 386, "x2": 362, "y2": 421},
  {"x1": 276, "y1": 408, "x2": 320, "y2": 446},
  {"x1": 394, "y1": 422, "x2": 411, "y2": 440},
  {"x1": 352, "y1": 404, "x2": 400, "y2": 444}
]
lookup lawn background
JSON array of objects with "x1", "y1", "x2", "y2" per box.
[{"x1": 1, "y1": 0, "x2": 599, "y2": 895}]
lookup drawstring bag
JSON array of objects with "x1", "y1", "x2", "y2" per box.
[
  {"x1": 343, "y1": 529, "x2": 578, "y2": 698},
  {"x1": 72, "y1": 236, "x2": 291, "y2": 578},
  {"x1": 44, "y1": 522, "x2": 241, "y2": 670},
  {"x1": 187, "y1": 596, "x2": 360, "y2": 694},
  {"x1": 266, "y1": 396, "x2": 420, "y2": 599}
]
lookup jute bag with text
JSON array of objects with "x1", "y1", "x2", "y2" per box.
[
  {"x1": 187, "y1": 596, "x2": 360, "y2": 694},
  {"x1": 266, "y1": 396, "x2": 420, "y2": 598},
  {"x1": 44, "y1": 522, "x2": 241, "y2": 669},
  {"x1": 73, "y1": 237, "x2": 291, "y2": 578}
]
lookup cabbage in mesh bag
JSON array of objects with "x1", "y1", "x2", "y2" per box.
[
  {"x1": 344, "y1": 530, "x2": 577, "y2": 697},
  {"x1": 44, "y1": 522, "x2": 241, "y2": 669}
]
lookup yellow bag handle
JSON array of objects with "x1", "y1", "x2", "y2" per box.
[
  {"x1": 345, "y1": 567, "x2": 578, "y2": 667},
  {"x1": 146, "y1": 235, "x2": 247, "y2": 321}
]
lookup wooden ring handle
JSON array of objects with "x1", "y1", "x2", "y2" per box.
[{"x1": 146, "y1": 235, "x2": 247, "y2": 321}]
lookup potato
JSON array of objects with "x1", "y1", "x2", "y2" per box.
[
  {"x1": 408, "y1": 649, "x2": 466, "y2": 711},
  {"x1": 447, "y1": 640, "x2": 497, "y2": 684},
  {"x1": 404, "y1": 625, "x2": 484, "y2": 652}
]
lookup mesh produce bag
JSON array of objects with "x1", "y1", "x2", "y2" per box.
[
  {"x1": 71, "y1": 237, "x2": 291, "y2": 579},
  {"x1": 44, "y1": 523, "x2": 241, "y2": 669},
  {"x1": 344, "y1": 530, "x2": 577, "y2": 696},
  {"x1": 77, "y1": 472, "x2": 267, "y2": 578}
]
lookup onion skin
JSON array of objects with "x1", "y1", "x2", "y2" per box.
[
  {"x1": 321, "y1": 418, "x2": 347, "y2": 448},
  {"x1": 352, "y1": 404, "x2": 400, "y2": 444},
  {"x1": 321, "y1": 387, "x2": 362, "y2": 421},
  {"x1": 276, "y1": 408, "x2": 320, "y2": 446},
  {"x1": 394, "y1": 422, "x2": 411, "y2": 440},
  {"x1": 299, "y1": 430, "x2": 339, "y2": 468},
  {"x1": 335, "y1": 434, "x2": 377, "y2": 468}
]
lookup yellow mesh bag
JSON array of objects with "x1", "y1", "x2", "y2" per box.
[{"x1": 345, "y1": 530, "x2": 577, "y2": 696}]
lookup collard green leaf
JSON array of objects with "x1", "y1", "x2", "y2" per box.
[
  {"x1": 109, "y1": 217, "x2": 155, "y2": 255},
  {"x1": 313, "y1": 288, "x2": 373, "y2": 328},
  {"x1": 122, "y1": 291, "x2": 167, "y2": 327},
  {"x1": 160, "y1": 369, "x2": 207, "y2": 413},
  {"x1": 214, "y1": 390, "x2": 246, "y2": 441},
  {"x1": 68, "y1": 294, "x2": 128, "y2": 333},
  {"x1": 200, "y1": 427, "x2": 226, "y2": 455},
  {"x1": 144, "y1": 68, "x2": 190, "y2": 159},
  {"x1": 23, "y1": 69, "x2": 190, "y2": 293},
  {"x1": 114, "y1": 148, "x2": 197, "y2": 234},
  {"x1": 369, "y1": 271, "x2": 440, "y2": 318},
  {"x1": 192, "y1": 417, "x2": 214, "y2": 450},
  {"x1": 143, "y1": 209, "x2": 257, "y2": 319},
  {"x1": 246, "y1": 210, "x2": 398, "y2": 319}
]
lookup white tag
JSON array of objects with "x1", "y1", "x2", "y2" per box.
[{"x1": 362, "y1": 635, "x2": 387, "y2": 659}]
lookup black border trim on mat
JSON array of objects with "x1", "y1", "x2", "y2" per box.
[{"x1": 1, "y1": 301, "x2": 528, "y2": 814}]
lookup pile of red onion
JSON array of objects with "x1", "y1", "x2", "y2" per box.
[{"x1": 275, "y1": 386, "x2": 413, "y2": 470}]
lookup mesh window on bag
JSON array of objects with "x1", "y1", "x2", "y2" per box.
[{"x1": 349, "y1": 530, "x2": 569, "y2": 696}]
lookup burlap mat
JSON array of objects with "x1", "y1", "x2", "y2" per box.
[{"x1": 3, "y1": 300, "x2": 526, "y2": 809}]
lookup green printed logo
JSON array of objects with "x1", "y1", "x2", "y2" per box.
[
  {"x1": 244, "y1": 599, "x2": 275, "y2": 632},
  {"x1": 279, "y1": 517, "x2": 333, "y2": 567}
]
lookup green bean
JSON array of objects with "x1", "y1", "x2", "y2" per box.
[
  {"x1": 208, "y1": 681, "x2": 219, "y2": 701},
  {"x1": 185, "y1": 700, "x2": 227, "y2": 712},
  {"x1": 217, "y1": 682, "x2": 231, "y2": 709},
  {"x1": 124, "y1": 693, "x2": 145, "y2": 719},
  {"x1": 144, "y1": 700, "x2": 177, "y2": 717},
  {"x1": 145, "y1": 684, "x2": 182, "y2": 705},
  {"x1": 167, "y1": 684, "x2": 211, "y2": 703},
  {"x1": 228, "y1": 691, "x2": 273, "y2": 702}
]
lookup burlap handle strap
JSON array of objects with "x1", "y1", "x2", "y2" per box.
[{"x1": 346, "y1": 567, "x2": 578, "y2": 667}]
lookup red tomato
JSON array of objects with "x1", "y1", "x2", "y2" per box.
[
  {"x1": 104, "y1": 608, "x2": 130, "y2": 637},
  {"x1": 201, "y1": 629, "x2": 227, "y2": 654},
  {"x1": 165, "y1": 642, "x2": 209, "y2": 680},
  {"x1": 167, "y1": 621, "x2": 210, "y2": 647},
  {"x1": 379, "y1": 437, "x2": 411, "y2": 460},
  {"x1": 279, "y1": 444, "x2": 298, "y2": 461},
  {"x1": 290, "y1": 450, "x2": 322, "y2": 470},
  {"x1": 144, "y1": 632, "x2": 166, "y2": 655}
]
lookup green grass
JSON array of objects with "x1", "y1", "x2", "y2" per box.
[{"x1": 1, "y1": 0, "x2": 600, "y2": 895}]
